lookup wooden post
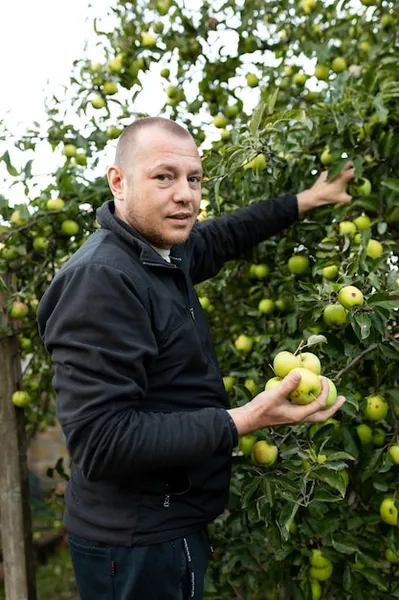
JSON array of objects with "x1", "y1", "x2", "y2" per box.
[{"x1": 0, "y1": 282, "x2": 37, "y2": 600}]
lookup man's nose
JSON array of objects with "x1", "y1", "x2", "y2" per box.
[{"x1": 172, "y1": 179, "x2": 194, "y2": 203}]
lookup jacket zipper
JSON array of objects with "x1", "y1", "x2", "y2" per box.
[{"x1": 143, "y1": 260, "x2": 196, "y2": 321}]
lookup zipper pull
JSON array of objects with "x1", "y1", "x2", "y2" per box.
[
  {"x1": 163, "y1": 493, "x2": 171, "y2": 508},
  {"x1": 190, "y1": 308, "x2": 195, "y2": 321}
]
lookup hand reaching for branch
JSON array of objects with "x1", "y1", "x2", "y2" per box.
[{"x1": 296, "y1": 161, "x2": 355, "y2": 214}]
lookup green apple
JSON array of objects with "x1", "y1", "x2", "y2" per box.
[
  {"x1": 61, "y1": 220, "x2": 80, "y2": 236},
  {"x1": 106, "y1": 126, "x2": 122, "y2": 140},
  {"x1": 288, "y1": 255, "x2": 309, "y2": 274},
  {"x1": 380, "y1": 498, "x2": 398, "y2": 526},
  {"x1": 264, "y1": 377, "x2": 282, "y2": 391},
  {"x1": 249, "y1": 264, "x2": 270, "y2": 279},
  {"x1": 251, "y1": 440, "x2": 278, "y2": 466},
  {"x1": 300, "y1": 352, "x2": 321, "y2": 375},
  {"x1": 322, "y1": 265, "x2": 338, "y2": 280},
  {"x1": 153, "y1": 21, "x2": 164, "y2": 34},
  {"x1": 332, "y1": 57, "x2": 347, "y2": 73},
  {"x1": 275, "y1": 298, "x2": 288, "y2": 312},
  {"x1": 107, "y1": 55, "x2": 123, "y2": 73},
  {"x1": 353, "y1": 214, "x2": 371, "y2": 230},
  {"x1": 388, "y1": 445, "x2": 399, "y2": 464},
  {"x1": 234, "y1": 335, "x2": 253, "y2": 354},
  {"x1": 10, "y1": 301, "x2": 29, "y2": 319},
  {"x1": 353, "y1": 233, "x2": 362, "y2": 245},
  {"x1": 19, "y1": 337, "x2": 33, "y2": 352},
  {"x1": 91, "y1": 96, "x2": 106, "y2": 109},
  {"x1": 289, "y1": 367, "x2": 322, "y2": 405},
  {"x1": 11, "y1": 390, "x2": 30, "y2": 407},
  {"x1": 356, "y1": 177, "x2": 372, "y2": 197},
  {"x1": 301, "y1": 0, "x2": 316, "y2": 13},
  {"x1": 166, "y1": 85, "x2": 179, "y2": 98},
  {"x1": 323, "y1": 304, "x2": 347, "y2": 327},
  {"x1": 243, "y1": 154, "x2": 268, "y2": 171},
  {"x1": 199, "y1": 296, "x2": 212, "y2": 311},
  {"x1": 246, "y1": 73, "x2": 259, "y2": 88},
  {"x1": 156, "y1": 0, "x2": 171, "y2": 15},
  {"x1": 315, "y1": 64, "x2": 329, "y2": 80},
  {"x1": 311, "y1": 580, "x2": 322, "y2": 600},
  {"x1": 239, "y1": 435, "x2": 257, "y2": 457},
  {"x1": 381, "y1": 13, "x2": 394, "y2": 28},
  {"x1": 160, "y1": 68, "x2": 170, "y2": 78},
  {"x1": 273, "y1": 351, "x2": 301, "y2": 378},
  {"x1": 225, "y1": 104, "x2": 239, "y2": 118},
  {"x1": 223, "y1": 376, "x2": 236, "y2": 393},
  {"x1": 46, "y1": 197, "x2": 65, "y2": 211},
  {"x1": 213, "y1": 115, "x2": 228, "y2": 128},
  {"x1": 310, "y1": 549, "x2": 331, "y2": 569},
  {"x1": 320, "y1": 147, "x2": 334, "y2": 166},
  {"x1": 385, "y1": 549, "x2": 399, "y2": 564},
  {"x1": 33, "y1": 237, "x2": 49, "y2": 251},
  {"x1": 244, "y1": 378, "x2": 259, "y2": 396},
  {"x1": 357, "y1": 424, "x2": 373, "y2": 445},
  {"x1": 323, "y1": 377, "x2": 337, "y2": 408},
  {"x1": 366, "y1": 239, "x2": 383, "y2": 259},
  {"x1": 75, "y1": 152, "x2": 87, "y2": 166},
  {"x1": 310, "y1": 562, "x2": 333, "y2": 581},
  {"x1": 339, "y1": 221, "x2": 357, "y2": 236},
  {"x1": 258, "y1": 299, "x2": 274, "y2": 314},
  {"x1": 62, "y1": 144, "x2": 77, "y2": 158},
  {"x1": 338, "y1": 285, "x2": 364, "y2": 309},
  {"x1": 292, "y1": 73, "x2": 307, "y2": 86},
  {"x1": 364, "y1": 394, "x2": 388, "y2": 421},
  {"x1": 372, "y1": 428, "x2": 386, "y2": 447},
  {"x1": 142, "y1": 32, "x2": 157, "y2": 47},
  {"x1": 103, "y1": 81, "x2": 118, "y2": 95}
]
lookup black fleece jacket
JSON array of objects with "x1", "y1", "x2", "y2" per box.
[{"x1": 37, "y1": 195, "x2": 298, "y2": 546}]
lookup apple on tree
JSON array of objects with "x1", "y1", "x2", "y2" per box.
[
  {"x1": 251, "y1": 440, "x2": 278, "y2": 466},
  {"x1": 338, "y1": 285, "x2": 364, "y2": 309}
]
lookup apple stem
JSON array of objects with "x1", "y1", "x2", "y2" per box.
[{"x1": 294, "y1": 340, "x2": 305, "y2": 356}]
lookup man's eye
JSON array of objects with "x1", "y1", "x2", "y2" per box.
[
  {"x1": 157, "y1": 174, "x2": 171, "y2": 181},
  {"x1": 189, "y1": 177, "x2": 202, "y2": 183}
]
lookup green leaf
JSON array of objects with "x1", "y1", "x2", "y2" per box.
[
  {"x1": 343, "y1": 564, "x2": 352, "y2": 593},
  {"x1": 260, "y1": 109, "x2": 308, "y2": 132},
  {"x1": 0, "y1": 151, "x2": 19, "y2": 177},
  {"x1": 306, "y1": 334, "x2": 328, "y2": 347},
  {"x1": 327, "y1": 451, "x2": 355, "y2": 462},
  {"x1": 267, "y1": 88, "x2": 279, "y2": 115},
  {"x1": 342, "y1": 427, "x2": 360, "y2": 461},
  {"x1": 314, "y1": 468, "x2": 347, "y2": 495},
  {"x1": 327, "y1": 158, "x2": 350, "y2": 181},
  {"x1": 249, "y1": 102, "x2": 266, "y2": 136},
  {"x1": 361, "y1": 448, "x2": 384, "y2": 482},
  {"x1": 350, "y1": 312, "x2": 371, "y2": 340},
  {"x1": 368, "y1": 291, "x2": 399, "y2": 310},
  {"x1": 359, "y1": 568, "x2": 388, "y2": 592},
  {"x1": 278, "y1": 501, "x2": 298, "y2": 542},
  {"x1": 331, "y1": 537, "x2": 358, "y2": 554}
]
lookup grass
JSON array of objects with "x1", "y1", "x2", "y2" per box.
[{"x1": 0, "y1": 547, "x2": 78, "y2": 600}]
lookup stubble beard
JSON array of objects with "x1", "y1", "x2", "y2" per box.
[{"x1": 125, "y1": 204, "x2": 195, "y2": 250}]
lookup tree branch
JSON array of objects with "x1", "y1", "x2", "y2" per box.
[{"x1": 334, "y1": 343, "x2": 378, "y2": 383}]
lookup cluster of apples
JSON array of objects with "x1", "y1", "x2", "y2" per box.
[
  {"x1": 323, "y1": 284, "x2": 364, "y2": 328},
  {"x1": 265, "y1": 350, "x2": 337, "y2": 408}
]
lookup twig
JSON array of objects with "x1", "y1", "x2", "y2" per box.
[{"x1": 334, "y1": 343, "x2": 378, "y2": 382}]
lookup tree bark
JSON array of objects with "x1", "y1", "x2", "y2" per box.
[{"x1": 0, "y1": 281, "x2": 37, "y2": 600}]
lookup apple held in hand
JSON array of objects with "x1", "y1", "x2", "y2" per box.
[
  {"x1": 300, "y1": 352, "x2": 321, "y2": 375},
  {"x1": 289, "y1": 368, "x2": 322, "y2": 405},
  {"x1": 273, "y1": 351, "x2": 301, "y2": 378},
  {"x1": 323, "y1": 377, "x2": 337, "y2": 408},
  {"x1": 264, "y1": 377, "x2": 282, "y2": 391}
]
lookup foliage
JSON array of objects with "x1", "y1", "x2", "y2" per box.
[{"x1": 1, "y1": 0, "x2": 399, "y2": 598}]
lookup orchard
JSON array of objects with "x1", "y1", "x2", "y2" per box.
[{"x1": 1, "y1": 0, "x2": 399, "y2": 598}]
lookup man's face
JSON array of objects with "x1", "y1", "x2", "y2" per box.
[{"x1": 115, "y1": 129, "x2": 203, "y2": 249}]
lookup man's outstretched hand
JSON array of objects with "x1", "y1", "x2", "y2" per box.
[
  {"x1": 227, "y1": 371, "x2": 346, "y2": 436},
  {"x1": 297, "y1": 161, "x2": 355, "y2": 214}
]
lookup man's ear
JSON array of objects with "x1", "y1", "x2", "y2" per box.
[{"x1": 107, "y1": 165, "x2": 125, "y2": 200}]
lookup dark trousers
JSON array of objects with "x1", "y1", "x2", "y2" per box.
[{"x1": 68, "y1": 529, "x2": 211, "y2": 600}]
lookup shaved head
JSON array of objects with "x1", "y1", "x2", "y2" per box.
[{"x1": 114, "y1": 117, "x2": 195, "y2": 170}]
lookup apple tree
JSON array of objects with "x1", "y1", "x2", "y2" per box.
[{"x1": 1, "y1": 0, "x2": 399, "y2": 598}]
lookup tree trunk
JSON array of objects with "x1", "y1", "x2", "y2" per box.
[{"x1": 0, "y1": 282, "x2": 37, "y2": 600}]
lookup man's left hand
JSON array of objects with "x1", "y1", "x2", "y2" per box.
[{"x1": 297, "y1": 161, "x2": 355, "y2": 214}]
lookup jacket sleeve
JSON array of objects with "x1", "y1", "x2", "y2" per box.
[
  {"x1": 37, "y1": 263, "x2": 237, "y2": 482},
  {"x1": 187, "y1": 193, "x2": 298, "y2": 284}
]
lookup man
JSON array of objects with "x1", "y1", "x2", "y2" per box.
[{"x1": 38, "y1": 117, "x2": 353, "y2": 600}]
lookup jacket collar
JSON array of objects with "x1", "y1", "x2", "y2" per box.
[{"x1": 96, "y1": 200, "x2": 186, "y2": 268}]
